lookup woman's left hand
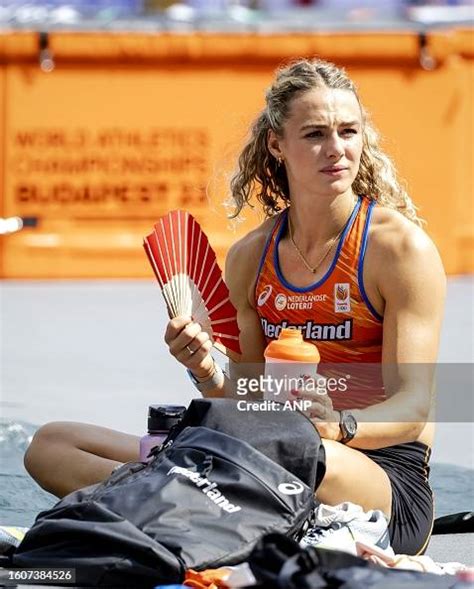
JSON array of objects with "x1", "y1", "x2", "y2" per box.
[{"x1": 291, "y1": 382, "x2": 341, "y2": 441}]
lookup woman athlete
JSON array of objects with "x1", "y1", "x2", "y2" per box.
[{"x1": 25, "y1": 59, "x2": 445, "y2": 555}]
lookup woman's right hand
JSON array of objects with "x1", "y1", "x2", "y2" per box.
[{"x1": 164, "y1": 316, "x2": 215, "y2": 380}]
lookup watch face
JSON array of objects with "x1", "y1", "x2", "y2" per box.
[
  {"x1": 340, "y1": 411, "x2": 357, "y2": 440},
  {"x1": 345, "y1": 414, "x2": 357, "y2": 436}
]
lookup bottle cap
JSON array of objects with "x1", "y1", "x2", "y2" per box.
[
  {"x1": 264, "y1": 328, "x2": 320, "y2": 363},
  {"x1": 148, "y1": 404, "x2": 186, "y2": 434}
]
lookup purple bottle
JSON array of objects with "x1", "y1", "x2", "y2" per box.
[{"x1": 139, "y1": 404, "x2": 186, "y2": 462}]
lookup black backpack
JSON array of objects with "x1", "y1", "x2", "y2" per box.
[
  {"x1": 12, "y1": 398, "x2": 325, "y2": 587},
  {"x1": 247, "y1": 533, "x2": 461, "y2": 589}
]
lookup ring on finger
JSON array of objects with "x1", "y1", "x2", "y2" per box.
[{"x1": 186, "y1": 345, "x2": 196, "y2": 355}]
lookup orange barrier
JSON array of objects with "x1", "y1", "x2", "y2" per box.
[{"x1": 0, "y1": 29, "x2": 472, "y2": 278}]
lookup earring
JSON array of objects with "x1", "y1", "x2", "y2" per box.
[{"x1": 276, "y1": 157, "x2": 283, "y2": 168}]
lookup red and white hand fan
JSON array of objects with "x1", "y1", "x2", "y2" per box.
[{"x1": 143, "y1": 210, "x2": 241, "y2": 358}]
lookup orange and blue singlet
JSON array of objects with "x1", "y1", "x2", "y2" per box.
[{"x1": 255, "y1": 196, "x2": 385, "y2": 409}]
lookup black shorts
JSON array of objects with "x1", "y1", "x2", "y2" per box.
[{"x1": 361, "y1": 441, "x2": 434, "y2": 555}]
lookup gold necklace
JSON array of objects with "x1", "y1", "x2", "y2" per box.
[{"x1": 287, "y1": 210, "x2": 350, "y2": 275}]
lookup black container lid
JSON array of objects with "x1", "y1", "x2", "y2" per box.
[{"x1": 148, "y1": 404, "x2": 186, "y2": 433}]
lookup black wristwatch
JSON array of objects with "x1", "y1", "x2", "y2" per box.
[{"x1": 339, "y1": 410, "x2": 357, "y2": 444}]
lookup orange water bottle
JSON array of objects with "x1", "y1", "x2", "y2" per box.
[{"x1": 263, "y1": 328, "x2": 320, "y2": 402}]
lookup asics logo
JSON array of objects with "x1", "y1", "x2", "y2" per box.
[
  {"x1": 257, "y1": 285, "x2": 273, "y2": 306},
  {"x1": 278, "y1": 481, "x2": 304, "y2": 495}
]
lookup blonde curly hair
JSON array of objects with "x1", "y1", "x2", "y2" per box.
[{"x1": 230, "y1": 58, "x2": 422, "y2": 226}]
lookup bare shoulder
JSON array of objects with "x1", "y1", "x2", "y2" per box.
[
  {"x1": 366, "y1": 206, "x2": 446, "y2": 297},
  {"x1": 369, "y1": 206, "x2": 443, "y2": 270},
  {"x1": 226, "y1": 216, "x2": 277, "y2": 271},
  {"x1": 225, "y1": 215, "x2": 279, "y2": 304}
]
